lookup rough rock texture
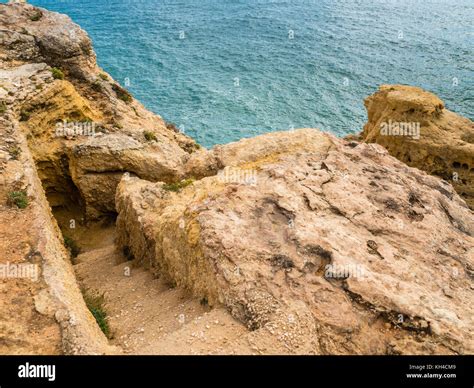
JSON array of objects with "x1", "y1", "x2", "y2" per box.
[
  {"x1": 2, "y1": 3, "x2": 473, "y2": 355},
  {"x1": 0, "y1": 2, "x2": 196, "y2": 353},
  {"x1": 0, "y1": 116, "x2": 114, "y2": 354},
  {"x1": 0, "y1": 3, "x2": 198, "y2": 219},
  {"x1": 360, "y1": 84, "x2": 474, "y2": 210},
  {"x1": 116, "y1": 129, "x2": 474, "y2": 355}
]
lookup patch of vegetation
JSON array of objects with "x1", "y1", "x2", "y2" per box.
[
  {"x1": 98, "y1": 73, "x2": 109, "y2": 81},
  {"x1": 81, "y1": 44, "x2": 92, "y2": 56},
  {"x1": 82, "y1": 289, "x2": 111, "y2": 338},
  {"x1": 143, "y1": 130, "x2": 157, "y2": 142},
  {"x1": 162, "y1": 178, "x2": 194, "y2": 193},
  {"x1": 270, "y1": 254, "x2": 294, "y2": 269},
  {"x1": 63, "y1": 234, "x2": 81, "y2": 259},
  {"x1": 0, "y1": 101, "x2": 6, "y2": 115},
  {"x1": 305, "y1": 244, "x2": 333, "y2": 261},
  {"x1": 29, "y1": 10, "x2": 43, "y2": 22},
  {"x1": 51, "y1": 67, "x2": 65, "y2": 80},
  {"x1": 91, "y1": 80, "x2": 102, "y2": 92},
  {"x1": 7, "y1": 190, "x2": 28, "y2": 209},
  {"x1": 112, "y1": 83, "x2": 132, "y2": 103},
  {"x1": 19, "y1": 109, "x2": 31, "y2": 121},
  {"x1": 7, "y1": 145, "x2": 21, "y2": 160}
]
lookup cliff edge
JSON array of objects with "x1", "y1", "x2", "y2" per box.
[
  {"x1": 360, "y1": 84, "x2": 474, "y2": 210},
  {"x1": 0, "y1": 3, "x2": 472, "y2": 355}
]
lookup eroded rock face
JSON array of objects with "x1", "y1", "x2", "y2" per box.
[
  {"x1": 0, "y1": 117, "x2": 114, "y2": 355},
  {"x1": 360, "y1": 84, "x2": 474, "y2": 210},
  {"x1": 2, "y1": 3, "x2": 473, "y2": 356},
  {"x1": 0, "y1": 3, "x2": 198, "y2": 219},
  {"x1": 0, "y1": 2, "x2": 198, "y2": 354},
  {"x1": 0, "y1": 3, "x2": 96, "y2": 79},
  {"x1": 116, "y1": 129, "x2": 474, "y2": 354}
]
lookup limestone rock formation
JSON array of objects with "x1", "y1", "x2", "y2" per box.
[
  {"x1": 1, "y1": 3, "x2": 473, "y2": 355},
  {"x1": 0, "y1": 2, "x2": 198, "y2": 219},
  {"x1": 0, "y1": 2, "x2": 195, "y2": 353},
  {"x1": 360, "y1": 84, "x2": 474, "y2": 210},
  {"x1": 0, "y1": 115, "x2": 114, "y2": 354},
  {"x1": 116, "y1": 129, "x2": 474, "y2": 355}
]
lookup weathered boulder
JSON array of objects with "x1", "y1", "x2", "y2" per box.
[
  {"x1": 360, "y1": 84, "x2": 474, "y2": 209},
  {"x1": 69, "y1": 133, "x2": 187, "y2": 218},
  {"x1": 0, "y1": 3, "x2": 96, "y2": 79},
  {"x1": 116, "y1": 128, "x2": 474, "y2": 354}
]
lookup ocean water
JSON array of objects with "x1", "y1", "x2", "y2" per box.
[{"x1": 7, "y1": 0, "x2": 474, "y2": 147}]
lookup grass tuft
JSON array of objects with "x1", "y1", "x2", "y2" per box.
[
  {"x1": 112, "y1": 83, "x2": 132, "y2": 103},
  {"x1": 63, "y1": 234, "x2": 81, "y2": 259},
  {"x1": 143, "y1": 130, "x2": 157, "y2": 142},
  {"x1": 91, "y1": 80, "x2": 102, "y2": 92},
  {"x1": 162, "y1": 178, "x2": 194, "y2": 192},
  {"x1": 51, "y1": 67, "x2": 65, "y2": 80},
  {"x1": 7, "y1": 191, "x2": 28, "y2": 209},
  {"x1": 82, "y1": 289, "x2": 111, "y2": 338},
  {"x1": 29, "y1": 10, "x2": 43, "y2": 22},
  {"x1": 19, "y1": 109, "x2": 31, "y2": 121},
  {"x1": 7, "y1": 145, "x2": 21, "y2": 160}
]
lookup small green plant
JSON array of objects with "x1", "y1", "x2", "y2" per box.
[
  {"x1": 162, "y1": 178, "x2": 194, "y2": 192},
  {"x1": 91, "y1": 80, "x2": 102, "y2": 92},
  {"x1": 112, "y1": 83, "x2": 132, "y2": 103},
  {"x1": 29, "y1": 10, "x2": 43, "y2": 22},
  {"x1": 98, "y1": 73, "x2": 109, "y2": 81},
  {"x1": 0, "y1": 101, "x2": 6, "y2": 115},
  {"x1": 83, "y1": 289, "x2": 111, "y2": 338},
  {"x1": 7, "y1": 191, "x2": 28, "y2": 209},
  {"x1": 143, "y1": 130, "x2": 157, "y2": 142},
  {"x1": 7, "y1": 145, "x2": 21, "y2": 160},
  {"x1": 82, "y1": 45, "x2": 92, "y2": 56},
  {"x1": 63, "y1": 235, "x2": 81, "y2": 259},
  {"x1": 51, "y1": 67, "x2": 65, "y2": 80},
  {"x1": 19, "y1": 109, "x2": 31, "y2": 121}
]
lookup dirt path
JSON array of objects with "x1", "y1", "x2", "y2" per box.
[{"x1": 55, "y1": 210, "x2": 251, "y2": 355}]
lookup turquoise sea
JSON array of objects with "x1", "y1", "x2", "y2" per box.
[{"x1": 6, "y1": 0, "x2": 474, "y2": 147}]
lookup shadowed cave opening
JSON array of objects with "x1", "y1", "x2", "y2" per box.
[{"x1": 33, "y1": 150, "x2": 118, "y2": 259}]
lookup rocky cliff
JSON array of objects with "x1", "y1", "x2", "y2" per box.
[
  {"x1": 0, "y1": 3, "x2": 198, "y2": 219},
  {"x1": 116, "y1": 129, "x2": 473, "y2": 354},
  {"x1": 0, "y1": 2, "x2": 197, "y2": 354},
  {"x1": 0, "y1": 3, "x2": 472, "y2": 355},
  {"x1": 360, "y1": 84, "x2": 474, "y2": 210}
]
